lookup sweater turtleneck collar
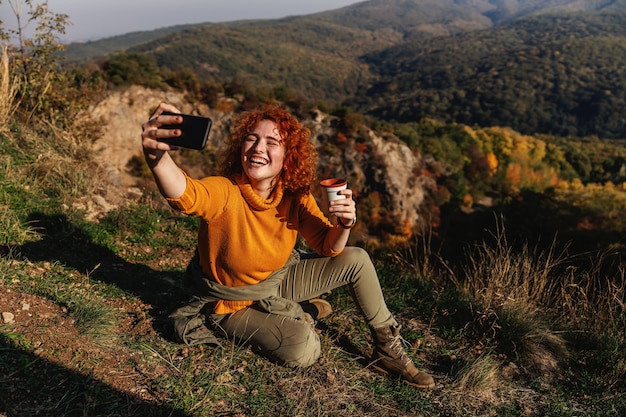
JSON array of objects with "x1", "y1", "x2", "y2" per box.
[{"x1": 234, "y1": 174, "x2": 284, "y2": 211}]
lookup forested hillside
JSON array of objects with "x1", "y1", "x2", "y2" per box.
[
  {"x1": 359, "y1": 11, "x2": 626, "y2": 138},
  {"x1": 69, "y1": 1, "x2": 626, "y2": 139},
  {"x1": 124, "y1": 21, "x2": 379, "y2": 104},
  {"x1": 61, "y1": 24, "x2": 198, "y2": 61},
  {"x1": 64, "y1": 0, "x2": 626, "y2": 61}
]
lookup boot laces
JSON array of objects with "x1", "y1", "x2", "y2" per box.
[{"x1": 389, "y1": 331, "x2": 411, "y2": 364}]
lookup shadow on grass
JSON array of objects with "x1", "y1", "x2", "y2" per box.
[
  {"x1": 18, "y1": 212, "x2": 193, "y2": 339},
  {"x1": 1, "y1": 212, "x2": 195, "y2": 415},
  {"x1": 0, "y1": 333, "x2": 189, "y2": 417}
]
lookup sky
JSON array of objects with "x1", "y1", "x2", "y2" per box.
[{"x1": 1, "y1": 0, "x2": 364, "y2": 43}]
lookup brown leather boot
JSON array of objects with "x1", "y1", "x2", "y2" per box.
[
  {"x1": 370, "y1": 325, "x2": 435, "y2": 389},
  {"x1": 301, "y1": 298, "x2": 333, "y2": 321},
  {"x1": 309, "y1": 298, "x2": 332, "y2": 319}
]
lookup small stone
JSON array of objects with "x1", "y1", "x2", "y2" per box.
[
  {"x1": 326, "y1": 371, "x2": 336, "y2": 384},
  {"x1": 2, "y1": 312, "x2": 15, "y2": 324}
]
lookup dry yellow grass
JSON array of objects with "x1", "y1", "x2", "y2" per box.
[{"x1": 0, "y1": 45, "x2": 21, "y2": 128}]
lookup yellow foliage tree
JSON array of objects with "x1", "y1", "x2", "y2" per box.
[{"x1": 486, "y1": 152, "x2": 498, "y2": 175}]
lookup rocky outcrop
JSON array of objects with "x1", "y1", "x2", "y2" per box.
[
  {"x1": 89, "y1": 85, "x2": 231, "y2": 190},
  {"x1": 305, "y1": 110, "x2": 434, "y2": 234},
  {"x1": 87, "y1": 86, "x2": 436, "y2": 237}
]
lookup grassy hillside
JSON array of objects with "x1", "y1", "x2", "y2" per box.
[{"x1": 2, "y1": 100, "x2": 626, "y2": 416}]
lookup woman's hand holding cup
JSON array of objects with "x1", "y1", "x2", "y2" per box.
[{"x1": 320, "y1": 178, "x2": 356, "y2": 229}]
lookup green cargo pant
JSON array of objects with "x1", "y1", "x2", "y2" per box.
[{"x1": 213, "y1": 247, "x2": 397, "y2": 367}]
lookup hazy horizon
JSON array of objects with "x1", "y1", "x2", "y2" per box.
[{"x1": 1, "y1": 0, "x2": 364, "y2": 43}]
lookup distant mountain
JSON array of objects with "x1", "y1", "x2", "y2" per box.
[
  {"x1": 452, "y1": 0, "x2": 626, "y2": 22},
  {"x1": 65, "y1": 0, "x2": 625, "y2": 61},
  {"x1": 63, "y1": 24, "x2": 199, "y2": 62},
  {"x1": 63, "y1": 0, "x2": 626, "y2": 138}
]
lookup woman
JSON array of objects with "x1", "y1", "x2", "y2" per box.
[{"x1": 141, "y1": 103, "x2": 435, "y2": 389}]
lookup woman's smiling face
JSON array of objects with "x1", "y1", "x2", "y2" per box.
[{"x1": 241, "y1": 119, "x2": 285, "y2": 197}]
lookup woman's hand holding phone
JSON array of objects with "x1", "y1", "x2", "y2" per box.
[
  {"x1": 158, "y1": 111, "x2": 212, "y2": 150},
  {"x1": 141, "y1": 104, "x2": 183, "y2": 153},
  {"x1": 140, "y1": 103, "x2": 189, "y2": 198},
  {"x1": 141, "y1": 104, "x2": 212, "y2": 152}
]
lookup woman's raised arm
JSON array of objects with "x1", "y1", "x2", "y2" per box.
[{"x1": 141, "y1": 103, "x2": 187, "y2": 198}]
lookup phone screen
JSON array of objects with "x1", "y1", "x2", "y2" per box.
[{"x1": 159, "y1": 112, "x2": 212, "y2": 150}]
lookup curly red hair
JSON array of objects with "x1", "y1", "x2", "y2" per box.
[{"x1": 220, "y1": 104, "x2": 318, "y2": 195}]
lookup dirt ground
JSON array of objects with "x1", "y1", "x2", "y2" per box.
[{"x1": 0, "y1": 266, "x2": 165, "y2": 403}]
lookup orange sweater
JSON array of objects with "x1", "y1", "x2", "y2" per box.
[{"x1": 167, "y1": 172, "x2": 338, "y2": 314}]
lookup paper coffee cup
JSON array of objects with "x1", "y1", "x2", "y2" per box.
[{"x1": 320, "y1": 178, "x2": 347, "y2": 201}]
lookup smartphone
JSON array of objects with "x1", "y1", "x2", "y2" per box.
[{"x1": 158, "y1": 111, "x2": 212, "y2": 150}]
